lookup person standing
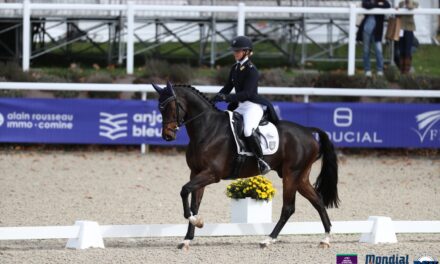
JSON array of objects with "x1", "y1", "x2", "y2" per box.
[
  {"x1": 397, "y1": 0, "x2": 419, "y2": 74},
  {"x1": 357, "y1": 0, "x2": 391, "y2": 77}
]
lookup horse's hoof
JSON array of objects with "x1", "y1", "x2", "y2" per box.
[
  {"x1": 189, "y1": 215, "x2": 204, "y2": 228},
  {"x1": 319, "y1": 234, "x2": 331, "y2": 248},
  {"x1": 195, "y1": 218, "x2": 204, "y2": 228},
  {"x1": 259, "y1": 237, "x2": 276, "y2": 249},
  {"x1": 319, "y1": 241, "x2": 330, "y2": 248},
  {"x1": 177, "y1": 240, "x2": 190, "y2": 251}
]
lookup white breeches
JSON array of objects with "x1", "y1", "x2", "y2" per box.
[{"x1": 234, "y1": 101, "x2": 264, "y2": 137}]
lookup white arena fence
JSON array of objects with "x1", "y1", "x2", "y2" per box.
[
  {"x1": 0, "y1": 218, "x2": 439, "y2": 249},
  {"x1": 1, "y1": 1, "x2": 440, "y2": 75},
  {"x1": 2, "y1": 82, "x2": 440, "y2": 103}
]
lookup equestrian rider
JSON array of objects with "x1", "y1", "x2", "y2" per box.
[{"x1": 212, "y1": 36, "x2": 279, "y2": 175}]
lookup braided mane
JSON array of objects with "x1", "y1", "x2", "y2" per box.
[{"x1": 173, "y1": 84, "x2": 221, "y2": 112}]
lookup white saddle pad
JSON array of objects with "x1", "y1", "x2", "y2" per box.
[{"x1": 227, "y1": 111, "x2": 279, "y2": 156}]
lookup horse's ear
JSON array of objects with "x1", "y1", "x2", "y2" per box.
[
  {"x1": 152, "y1": 83, "x2": 163, "y2": 94},
  {"x1": 167, "y1": 81, "x2": 176, "y2": 96}
]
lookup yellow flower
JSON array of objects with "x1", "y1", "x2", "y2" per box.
[{"x1": 225, "y1": 175, "x2": 276, "y2": 201}]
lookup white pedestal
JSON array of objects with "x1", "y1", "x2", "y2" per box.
[{"x1": 231, "y1": 197, "x2": 272, "y2": 223}]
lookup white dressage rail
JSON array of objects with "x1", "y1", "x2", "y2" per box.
[
  {"x1": 1, "y1": 82, "x2": 440, "y2": 103},
  {"x1": 1, "y1": 219, "x2": 440, "y2": 249},
  {"x1": 2, "y1": 220, "x2": 439, "y2": 240},
  {"x1": 2, "y1": 1, "x2": 440, "y2": 74}
]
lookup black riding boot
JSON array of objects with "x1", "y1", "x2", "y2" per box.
[{"x1": 244, "y1": 132, "x2": 271, "y2": 175}]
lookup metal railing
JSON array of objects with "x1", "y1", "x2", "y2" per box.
[{"x1": 1, "y1": 1, "x2": 439, "y2": 75}]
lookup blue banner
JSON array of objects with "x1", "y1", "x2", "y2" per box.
[{"x1": 0, "y1": 98, "x2": 439, "y2": 148}]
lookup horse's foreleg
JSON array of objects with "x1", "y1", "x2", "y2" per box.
[
  {"x1": 178, "y1": 187, "x2": 205, "y2": 250},
  {"x1": 180, "y1": 174, "x2": 213, "y2": 219},
  {"x1": 261, "y1": 174, "x2": 297, "y2": 248},
  {"x1": 298, "y1": 182, "x2": 332, "y2": 248},
  {"x1": 189, "y1": 187, "x2": 205, "y2": 228},
  {"x1": 179, "y1": 171, "x2": 215, "y2": 250}
]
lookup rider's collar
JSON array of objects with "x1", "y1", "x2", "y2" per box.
[{"x1": 236, "y1": 56, "x2": 248, "y2": 66}]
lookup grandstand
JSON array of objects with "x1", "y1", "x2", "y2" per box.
[{"x1": 0, "y1": 0, "x2": 438, "y2": 67}]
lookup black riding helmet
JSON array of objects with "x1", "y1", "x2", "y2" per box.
[{"x1": 230, "y1": 36, "x2": 253, "y2": 51}]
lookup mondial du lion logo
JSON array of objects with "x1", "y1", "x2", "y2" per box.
[
  {"x1": 411, "y1": 110, "x2": 440, "y2": 143},
  {"x1": 99, "y1": 112, "x2": 128, "y2": 140}
]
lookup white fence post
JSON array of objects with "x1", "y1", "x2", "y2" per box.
[
  {"x1": 65, "y1": 221, "x2": 105, "y2": 249},
  {"x1": 141, "y1": 91, "x2": 148, "y2": 154},
  {"x1": 237, "y1": 3, "x2": 245, "y2": 36},
  {"x1": 347, "y1": 4, "x2": 357, "y2": 76},
  {"x1": 126, "y1": 2, "x2": 134, "y2": 75},
  {"x1": 22, "y1": 0, "x2": 31, "y2": 72},
  {"x1": 359, "y1": 216, "x2": 397, "y2": 244}
]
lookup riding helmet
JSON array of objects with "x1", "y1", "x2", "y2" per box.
[{"x1": 230, "y1": 36, "x2": 253, "y2": 51}]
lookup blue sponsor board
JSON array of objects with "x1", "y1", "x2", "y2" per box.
[
  {"x1": 0, "y1": 98, "x2": 178, "y2": 145},
  {"x1": 0, "y1": 98, "x2": 439, "y2": 148}
]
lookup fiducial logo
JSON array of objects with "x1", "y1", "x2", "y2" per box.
[
  {"x1": 411, "y1": 110, "x2": 440, "y2": 143},
  {"x1": 99, "y1": 112, "x2": 128, "y2": 140},
  {"x1": 0, "y1": 113, "x2": 4, "y2": 127}
]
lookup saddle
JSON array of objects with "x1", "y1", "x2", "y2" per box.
[
  {"x1": 227, "y1": 111, "x2": 279, "y2": 156},
  {"x1": 224, "y1": 110, "x2": 279, "y2": 180}
]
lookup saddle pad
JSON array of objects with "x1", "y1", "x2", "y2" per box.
[{"x1": 227, "y1": 111, "x2": 279, "y2": 156}]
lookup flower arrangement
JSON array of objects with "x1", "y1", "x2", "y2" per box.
[{"x1": 226, "y1": 175, "x2": 276, "y2": 201}]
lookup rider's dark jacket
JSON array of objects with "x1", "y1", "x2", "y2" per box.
[{"x1": 219, "y1": 60, "x2": 279, "y2": 125}]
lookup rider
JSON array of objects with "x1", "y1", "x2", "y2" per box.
[{"x1": 211, "y1": 36, "x2": 279, "y2": 175}]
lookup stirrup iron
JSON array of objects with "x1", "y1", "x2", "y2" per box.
[{"x1": 258, "y1": 158, "x2": 271, "y2": 175}]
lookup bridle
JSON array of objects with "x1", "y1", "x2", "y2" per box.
[{"x1": 159, "y1": 93, "x2": 206, "y2": 131}]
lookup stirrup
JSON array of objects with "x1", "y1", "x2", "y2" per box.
[{"x1": 258, "y1": 159, "x2": 271, "y2": 175}]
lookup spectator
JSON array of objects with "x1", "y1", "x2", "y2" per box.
[
  {"x1": 397, "y1": 0, "x2": 419, "y2": 74},
  {"x1": 356, "y1": 0, "x2": 391, "y2": 77}
]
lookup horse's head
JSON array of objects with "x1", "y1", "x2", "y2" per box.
[{"x1": 152, "y1": 81, "x2": 182, "y2": 141}]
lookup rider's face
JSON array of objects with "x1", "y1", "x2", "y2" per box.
[{"x1": 233, "y1": 50, "x2": 246, "y2": 61}]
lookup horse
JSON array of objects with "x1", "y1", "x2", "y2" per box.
[{"x1": 152, "y1": 82, "x2": 339, "y2": 250}]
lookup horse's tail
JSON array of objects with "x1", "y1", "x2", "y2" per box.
[{"x1": 311, "y1": 127, "x2": 340, "y2": 208}]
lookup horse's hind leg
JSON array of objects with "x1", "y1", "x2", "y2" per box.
[
  {"x1": 298, "y1": 182, "x2": 332, "y2": 248},
  {"x1": 260, "y1": 171, "x2": 298, "y2": 248},
  {"x1": 178, "y1": 187, "x2": 205, "y2": 250}
]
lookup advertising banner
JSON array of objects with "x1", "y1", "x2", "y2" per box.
[
  {"x1": 0, "y1": 98, "x2": 439, "y2": 148},
  {"x1": 275, "y1": 102, "x2": 440, "y2": 148}
]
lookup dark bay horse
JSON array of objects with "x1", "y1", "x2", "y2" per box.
[{"x1": 152, "y1": 82, "x2": 339, "y2": 250}]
